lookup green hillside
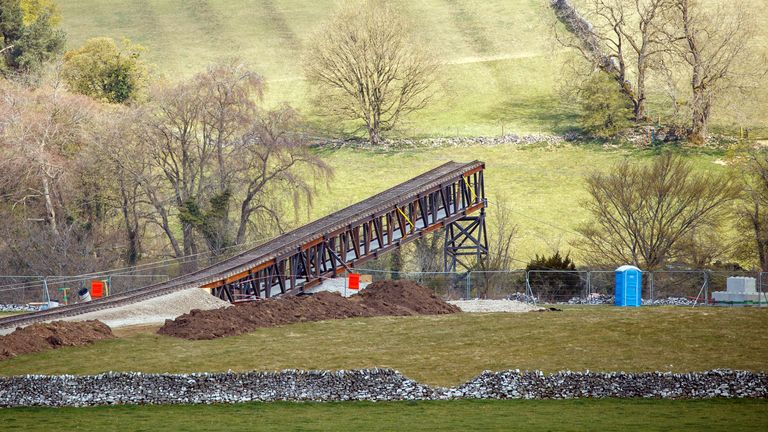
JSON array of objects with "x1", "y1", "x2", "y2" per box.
[
  {"x1": 57, "y1": 1, "x2": 768, "y2": 137},
  {"x1": 58, "y1": 1, "x2": 569, "y2": 136},
  {"x1": 55, "y1": 1, "x2": 758, "y2": 263},
  {"x1": 305, "y1": 145, "x2": 723, "y2": 263}
]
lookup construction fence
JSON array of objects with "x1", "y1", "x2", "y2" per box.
[
  {"x1": 0, "y1": 243, "x2": 256, "y2": 307},
  {"x1": 348, "y1": 269, "x2": 768, "y2": 307},
  {"x1": 1, "y1": 267, "x2": 766, "y2": 308}
]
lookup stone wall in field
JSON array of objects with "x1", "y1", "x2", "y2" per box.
[{"x1": 1, "y1": 369, "x2": 766, "y2": 407}]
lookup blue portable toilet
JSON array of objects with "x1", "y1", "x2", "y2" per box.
[{"x1": 615, "y1": 265, "x2": 642, "y2": 307}]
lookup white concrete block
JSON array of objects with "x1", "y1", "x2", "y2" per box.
[
  {"x1": 726, "y1": 277, "x2": 756, "y2": 294},
  {"x1": 713, "y1": 290, "x2": 766, "y2": 303},
  {"x1": 306, "y1": 278, "x2": 370, "y2": 297}
]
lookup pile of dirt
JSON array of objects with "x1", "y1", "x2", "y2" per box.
[
  {"x1": 0, "y1": 320, "x2": 114, "y2": 360},
  {"x1": 159, "y1": 279, "x2": 460, "y2": 340},
  {"x1": 356, "y1": 279, "x2": 461, "y2": 315}
]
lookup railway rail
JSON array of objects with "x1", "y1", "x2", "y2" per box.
[{"x1": 0, "y1": 160, "x2": 487, "y2": 331}]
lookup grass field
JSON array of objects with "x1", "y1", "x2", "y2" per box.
[
  {"x1": 2, "y1": 307, "x2": 765, "y2": 386},
  {"x1": 56, "y1": 0, "x2": 768, "y2": 137},
  {"x1": 2, "y1": 399, "x2": 767, "y2": 431}
]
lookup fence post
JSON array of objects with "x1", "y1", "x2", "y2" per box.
[
  {"x1": 703, "y1": 271, "x2": 709, "y2": 306},
  {"x1": 42, "y1": 277, "x2": 50, "y2": 306},
  {"x1": 649, "y1": 272, "x2": 654, "y2": 302},
  {"x1": 525, "y1": 271, "x2": 536, "y2": 306},
  {"x1": 466, "y1": 272, "x2": 471, "y2": 300}
]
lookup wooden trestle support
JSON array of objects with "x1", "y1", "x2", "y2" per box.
[{"x1": 204, "y1": 162, "x2": 488, "y2": 302}]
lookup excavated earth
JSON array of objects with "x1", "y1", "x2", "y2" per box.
[
  {"x1": 0, "y1": 320, "x2": 114, "y2": 360},
  {"x1": 158, "y1": 280, "x2": 460, "y2": 340}
]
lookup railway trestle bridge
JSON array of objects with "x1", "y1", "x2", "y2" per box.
[
  {"x1": 0, "y1": 161, "x2": 487, "y2": 331},
  {"x1": 206, "y1": 160, "x2": 488, "y2": 301}
]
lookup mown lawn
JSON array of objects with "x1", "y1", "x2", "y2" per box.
[
  {"x1": 1, "y1": 399, "x2": 766, "y2": 432},
  {"x1": 2, "y1": 307, "x2": 765, "y2": 387}
]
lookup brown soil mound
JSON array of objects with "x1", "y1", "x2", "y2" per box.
[
  {"x1": 0, "y1": 320, "x2": 114, "y2": 360},
  {"x1": 159, "y1": 279, "x2": 460, "y2": 340},
  {"x1": 358, "y1": 280, "x2": 461, "y2": 315}
]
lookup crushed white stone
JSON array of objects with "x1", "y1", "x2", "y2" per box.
[
  {"x1": 61, "y1": 288, "x2": 230, "y2": 329},
  {"x1": 448, "y1": 299, "x2": 543, "y2": 313}
]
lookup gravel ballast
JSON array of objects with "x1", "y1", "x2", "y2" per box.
[
  {"x1": 64, "y1": 288, "x2": 231, "y2": 329},
  {"x1": 0, "y1": 369, "x2": 765, "y2": 407},
  {"x1": 448, "y1": 299, "x2": 542, "y2": 313}
]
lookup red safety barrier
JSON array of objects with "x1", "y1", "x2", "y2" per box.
[
  {"x1": 348, "y1": 273, "x2": 360, "y2": 290},
  {"x1": 91, "y1": 280, "x2": 105, "y2": 298}
]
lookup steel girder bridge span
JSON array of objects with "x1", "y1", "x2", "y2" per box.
[{"x1": 203, "y1": 160, "x2": 488, "y2": 302}]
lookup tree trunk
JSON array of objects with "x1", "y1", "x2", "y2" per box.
[
  {"x1": 367, "y1": 125, "x2": 381, "y2": 146},
  {"x1": 235, "y1": 206, "x2": 249, "y2": 245},
  {"x1": 41, "y1": 174, "x2": 58, "y2": 236},
  {"x1": 183, "y1": 223, "x2": 196, "y2": 256},
  {"x1": 690, "y1": 88, "x2": 710, "y2": 145},
  {"x1": 119, "y1": 179, "x2": 140, "y2": 266},
  {"x1": 750, "y1": 204, "x2": 768, "y2": 272},
  {"x1": 390, "y1": 247, "x2": 402, "y2": 279},
  {"x1": 635, "y1": 64, "x2": 647, "y2": 122}
]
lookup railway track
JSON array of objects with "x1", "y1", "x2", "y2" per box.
[{"x1": 0, "y1": 161, "x2": 485, "y2": 332}]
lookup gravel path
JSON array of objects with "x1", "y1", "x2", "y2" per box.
[
  {"x1": 59, "y1": 289, "x2": 230, "y2": 330},
  {"x1": 448, "y1": 299, "x2": 542, "y2": 313}
]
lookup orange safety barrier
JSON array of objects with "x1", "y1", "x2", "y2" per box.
[
  {"x1": 90, "y1": 280, "x2": 105, "y2": 298},
  {"x1": 348, "y1": 273, "x2": 360, "y2": 290}
]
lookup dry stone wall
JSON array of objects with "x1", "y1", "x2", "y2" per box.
[{"x1": 1, "y1": 369, "x2": 765, "y2": 407}]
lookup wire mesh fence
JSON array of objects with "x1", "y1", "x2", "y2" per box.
[
  {"x1": 352, "y1": 269, "x2": 469, "y2": 300},
  {"x1": 645, "y1": 271, "x2": 707, "y2": 305},
  {"x1": 526, "y1": 270, "x2": 590, "y2": 304},
  {"x1": 0, "y1": 244, "x2": 252, "y2": 309},
  {"x1": 0, "y1": 276, "x2": 47, "y2": 307},
  {"x1": 1, "y1": 266, "x2": 767, "y2": 308},
  {"x1": 466, "y1": 270, "x2": 528, "y2": 300},
  {"x1": 349, "y1": 269, "x2": 768, "y2": 307}
]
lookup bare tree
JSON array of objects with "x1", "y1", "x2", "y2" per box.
[
  {"x1": 90, "y1": 107, "x2": 153, "y2": 265},
  {"x1": 0, "y1": 79, "x2": 120, "y2": 274},
  {"x1": 575, "y1": 153, "x2": 740, "y2": 269},
  {"x1": 552, "y1": 0, "x2": 673, "y2": 121},
  {"x1": 413, "y1": 233, "x2": 443, "y2": 273},
  {"x1": 304, "y1": 0, "x2": 437, "y2": 145},
  {"x1": 126, "y1": 61, "x2": 330, "y2": 258},
  {"x1": 233, "y1": 104, "x2": 332, "y2": 245},
  {"x1": 668, "y1": 0, "x2": 761, "y2": 145},
  {"x1": 738, "y1": 148, "x2": 768, "y2": 271}
]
